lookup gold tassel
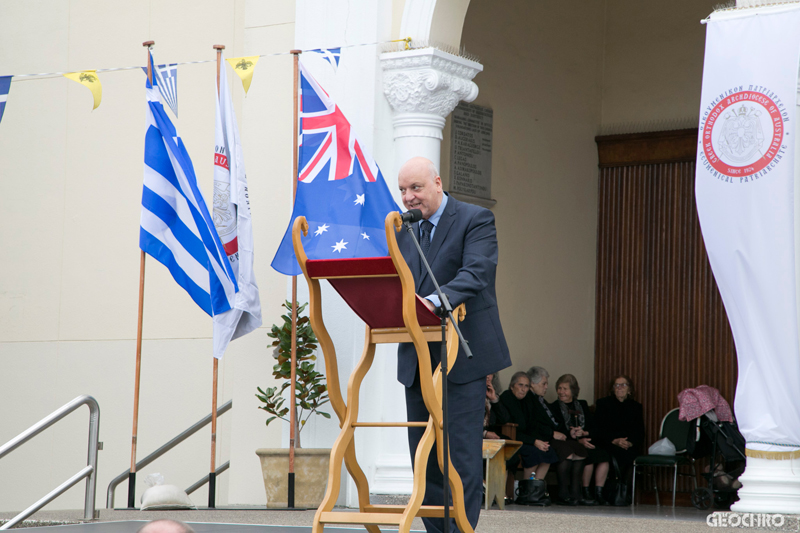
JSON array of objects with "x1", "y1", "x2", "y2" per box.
[{"x1": 746, "y1": 447, "x2": 800, "y2": 460}]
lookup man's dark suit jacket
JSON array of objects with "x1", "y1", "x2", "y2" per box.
[{"x1": 396, "y1": 193, "x2": 511, "y2": 385}]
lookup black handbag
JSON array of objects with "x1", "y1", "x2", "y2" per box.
[
  {"x1": 604, "y1": 457, "x2": 629, "y2": 506},
  {"x1": 515, "y1": 478, "x2": 550, "y2": 506}
]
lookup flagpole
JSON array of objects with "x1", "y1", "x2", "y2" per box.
[
  {"x1": 288, "y1": 48, "x2": 301, "y2": 510},
  {"x1": 208, "y1": 43, "x2": 227, "y2": 510},
  {"x1": 128, "y1": 39, "x2": 155, "y2": 510}
]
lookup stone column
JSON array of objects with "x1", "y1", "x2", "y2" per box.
[{"x1": 381, "y1": 47, "x2": 483, "y2": 173}]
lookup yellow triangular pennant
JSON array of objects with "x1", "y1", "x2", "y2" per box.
[
  {"x1": 63, "y1": 70, "x2": 102, "y2": 110},
  {"x1": 226, "y1": 56, "x2": 260, "y2": 95}
]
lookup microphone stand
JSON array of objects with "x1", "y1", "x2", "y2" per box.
[{"x1": 403, "y1": 220, "x2": 473, "y2": 532}]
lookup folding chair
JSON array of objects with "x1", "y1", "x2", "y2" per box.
[{"x1": 632, "y1": 408, "x2": 697, "y2": 506}]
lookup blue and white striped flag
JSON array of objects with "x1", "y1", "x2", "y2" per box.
[
  {"x1": 140, "y1": 59, "x2": 237, "y2": 318},
  {"x1": 0, "y1": 76, "x2": 11, "y2": 124},
  {"x1": 310, "y1": 48, "x2": 341, "y2": 72},
  {"x1": 141, "y1": 61, "x2": 178, "y2": 117}
]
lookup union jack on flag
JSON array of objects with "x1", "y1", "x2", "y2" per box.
[
  {"x1": 271, "y1": 60, "x2": 399, "y2": 276},
  {"x1": 297, "y1": 61, "x2": 379, "y2": 184}
]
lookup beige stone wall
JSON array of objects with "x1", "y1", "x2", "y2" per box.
[
  {"x1": 600, "y1": 0, "x2": 714, "y2": 130},
  {"x1": 453, "y1": 0, "x2": 605, "y2": 402},
  {"x1": 0, "y1": 0, "x2": 294, "y2": 511}
]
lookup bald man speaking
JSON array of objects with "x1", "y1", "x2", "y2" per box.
[{"x1": 396, "y1": 157, "x2": 511, "y2": 533}]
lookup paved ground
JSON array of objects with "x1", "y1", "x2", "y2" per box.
[
  {"x1": 2, "y1": 504, "x2": 799, "y2": 531},
  {"x1": 0, "y1": 504, "x2": 746, "y2": 532}
]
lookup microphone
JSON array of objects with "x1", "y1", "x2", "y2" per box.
[{"x1": 401, "y1": 209, "x2": 423, "y2": 224}]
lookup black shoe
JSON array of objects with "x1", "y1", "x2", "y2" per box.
[
  {"x1": 555, "y1": 496, "x2": 578, "y2": 506},
  {"x1": 594, "y1": 486, "x2": 609, "y2": 506}
]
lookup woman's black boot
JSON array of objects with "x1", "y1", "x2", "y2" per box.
[
  {"x1": 574, "y1": 462, "x2": 596, "y2": 505},
  {"x1": 581, "y1": 486, "x2": 598, "y2": 506},
  {"x1": 595, "y1": 485, "x2": 609, "y2": 505}
]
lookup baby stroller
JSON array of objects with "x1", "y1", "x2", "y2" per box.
[
  {"x1": 677, "y1": 386, "x2": 746, "y2": 510},
  {"x1": 687, "y1": 410, "x2": 747, "y2": 510}
]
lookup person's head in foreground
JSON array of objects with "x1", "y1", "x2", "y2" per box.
[{"x1": 137, "y1": 519, "x2": 195, "y2": 533}]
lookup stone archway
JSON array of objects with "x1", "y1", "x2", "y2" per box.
[{"x1": 399, "y1": 0, "x2": 472, "y2": 49}]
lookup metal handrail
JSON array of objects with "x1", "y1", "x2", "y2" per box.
[
  {"x1": 0, "y1": 395, "x2": 100, "y2": 530},
  {"x1": 106, "y1": 399, "x2": 232, "y2": 508},
  {"x1": 186, "y1": 461, "x2": 229, "y2": 496}
]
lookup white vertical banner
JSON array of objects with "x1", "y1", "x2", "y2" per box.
[
  {"x1": 212, "y1": 52, "x2": 263, "y2": 358},
  {"x1": 696, "y1": 5, "x2": 800, "y2": 457}
]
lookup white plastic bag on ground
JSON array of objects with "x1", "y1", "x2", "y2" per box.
[
  {"x1": 648, "y1": 437, "x2": 676, "y2": 456},
  {"x1": 140, "y1": 473, "x2": 196, "y2": 510}
]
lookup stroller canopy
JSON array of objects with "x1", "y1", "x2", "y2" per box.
[{"x1": 678, "y1": 385, "x2": 733, "y2": 422}]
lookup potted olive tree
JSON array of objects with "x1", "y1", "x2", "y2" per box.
[{"x1": 255, "y1": 301, "x2": 331, "y2": 508}]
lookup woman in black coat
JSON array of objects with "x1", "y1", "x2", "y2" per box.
[
  {"x1": 551, "y1": 374, "x2": 611, "y2": 505},
  {"x1": 526, "y1": 366, "x2": 588, "y2": 506},
  {"x1": 594, "y1": 375, "x2": 645, "y2": 488},
  {"x1": 498, "y1": 371, "x2": 559, "y2": 481}
]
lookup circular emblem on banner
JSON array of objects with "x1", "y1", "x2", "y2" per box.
[{"x1": 702, "y1": 90, "x2": 784, "y2": 179}]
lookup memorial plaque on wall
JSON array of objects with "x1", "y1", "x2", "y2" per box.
[{"x1": 450, "y1": 102, "x2": 493, "y2": 200}]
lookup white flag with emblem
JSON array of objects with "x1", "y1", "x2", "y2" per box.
[
  {"x1": 212, "y1": 52, "x2": 262, "y2": 358},
  {"x1": 695, "y1": 5, "x2": 800, "y2": 457}
]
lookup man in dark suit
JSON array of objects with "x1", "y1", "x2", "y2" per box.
[{"x1": 396, "y1": 157, "x2": 511, "y2": 533}]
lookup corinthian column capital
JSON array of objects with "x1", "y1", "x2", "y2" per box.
[{"x1": 381, "y1": 48, "x2": 483, "y2": 118}]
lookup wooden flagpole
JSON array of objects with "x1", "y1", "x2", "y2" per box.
[
  {"x1": 128, "y1": 39, "x2": 155, "y2": 510},
  {"x1": 209, "y1": 43, "x2": 226, "y2": 510},
  {"x1": 288, "y1": 48, "x2": 301, "y2": 509}
]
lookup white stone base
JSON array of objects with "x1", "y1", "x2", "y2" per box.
[
  {"x1": 731, "y1": 456, "x2": 800, "y2": 514},
  {"x1": 371, "y1": 453, "x2": 414, "y2": 495}
]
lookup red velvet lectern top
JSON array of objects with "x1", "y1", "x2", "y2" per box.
[{"x1": 306, "y1": 256, "x2": 440, "y2": 330}]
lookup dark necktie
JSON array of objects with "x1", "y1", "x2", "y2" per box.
[{"x1": 420, "y1": 220, "x2": 433, "y2": 256}]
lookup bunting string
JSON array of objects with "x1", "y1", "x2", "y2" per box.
[{"x1": 5, "y1": 38, "x2": 411, "y2": 82}]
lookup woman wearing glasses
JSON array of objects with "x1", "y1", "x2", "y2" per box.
[{"x1": 593, "y1": 375, "x2": 645, "y2": 504}]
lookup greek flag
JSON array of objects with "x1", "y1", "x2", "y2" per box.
[
  {"x1": 0, "y1": 76, "x2": 11, "y2": 124},
  {"x1": 140, "y1": 58, "x2": 237, "y2": 317},
  {"x1": 141, "y1": 61, "x2": 178, "y2": 117},
  {"x1": 311, "y1": 48, "x2": 341, "y2": 71}
]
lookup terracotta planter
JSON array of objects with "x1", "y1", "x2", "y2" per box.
[{"x1": 256, "y1": 448, "x2": 331, "y2": 509}]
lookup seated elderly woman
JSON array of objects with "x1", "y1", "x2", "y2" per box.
[
  {"x1": 484, "y1": 373, "x2": 512, "y2": 440},
  {"x1": 593, "y1": 374, "x2": 645, "y2": 505},
  {"x1": 498, "y1": 372, "x2": 559, "y2": 487},
  {"x1": 526, "y1": 366, "x2": 588, "y2": 506},
  {"x1": 552, "y1": 374, "x2": 611, "y2": 505}
]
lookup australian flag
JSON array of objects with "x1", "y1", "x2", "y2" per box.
[{"x1": 271, "y1": 61, "x2": 400, "y2": 276}]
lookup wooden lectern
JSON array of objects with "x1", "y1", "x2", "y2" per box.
[{"x1": 291, "y1": 211, "x2": 473, "y2": 533}]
